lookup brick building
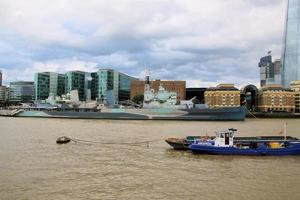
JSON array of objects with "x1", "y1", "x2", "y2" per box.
[
  {"x1": 204, "y1": 84, "x2": 240, "y2": 108},
  {"x1": 289, "y1": 81, "x2": 300, "y2": 112},
  {"x1": 258, "y1": 84, "x2": 295, "y2": 113}
]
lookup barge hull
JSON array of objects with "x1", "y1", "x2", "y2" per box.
[{"x1": 190, "y1": 143, "x2": 300, "y2": 156}]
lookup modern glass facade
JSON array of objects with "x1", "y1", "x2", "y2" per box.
[
  {"x1": 118, "y1": 73, "x2": 137, "y2": 102},
  {"x1": 57, "y1": 74, "x2": 66, "y2": 97},
  {"x1": 66, "y1": 71, "x2": 89, "y2": 101},
  {"x1": 90, "y1": 69, "x2": 137, "y2": 104},
  {"x1": 34, "y1": 72, "x2": 66, "y2": 101},
  {"x1": 9, "y1": 81, "x2": 34, "y2": 103},
  {"x1": 281, "y1": 0, "x2": 300, "y2": 87},
  {"x1": 35, "y1": 70, "x2": 137, "y2": 103},
  {"x1": 84, "y1": 73, "x2": 92, "y2": 101},
  {"x1": 34, "y1": 72, "x2": 49, "y2": 101},
  {"x1": 90, "y1": 72, "x2": 98, "y2": 100},
  {"x1": 113, "y1": 71, "x2": 119, "y2": 103},
  {"x1": 96, "y1": 69, "x2": 114, "y2": 103},
  {"x1": 259, "y1": 55, "x2": 273, "y2": 87},
  {"x1": 259, "y1": 55, "x2": 282, "y2": 86}
]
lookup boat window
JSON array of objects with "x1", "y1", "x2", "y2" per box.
[{"x1": 220, "y1": 133, "x2": 224, "y2": 138}]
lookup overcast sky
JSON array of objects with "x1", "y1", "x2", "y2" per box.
[{"x1": 0, "y1": 0, "x2": 287, "y2": 87}]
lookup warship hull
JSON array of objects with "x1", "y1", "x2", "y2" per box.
[{"x1": 15, "y1": 107, "x2": 246, "y2": 121}]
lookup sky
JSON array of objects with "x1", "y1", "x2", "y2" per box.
[{"x1": 0, "y1": 0, "x2": 287, "y2": 88}]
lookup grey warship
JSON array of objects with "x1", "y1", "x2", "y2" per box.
[{"x1": 16, "y1": 106, "x2": 245, "y2": 121}]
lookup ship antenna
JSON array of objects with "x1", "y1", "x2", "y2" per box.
[
  {"x1": 145, "y1": 68, "x2": 150, "y2": 84},
  {"x1": 284, "y1": 122, "x2": 287, "y2": 141},
  {"x1": 144, "y1": 68, "x2": 151, "y2": 92}
]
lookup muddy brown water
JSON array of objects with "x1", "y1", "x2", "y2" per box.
[{"x1": 1, "y1": 117, "x2": 300, "y2": 200}]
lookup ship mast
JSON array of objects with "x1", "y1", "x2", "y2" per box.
[{"x1": 144, "y1": 68, "x2": 150, "y2": 92}]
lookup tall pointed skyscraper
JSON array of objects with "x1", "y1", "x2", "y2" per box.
[
  {"x1": 281, "y1": 0, "x2": 300, "y2": 87},
  {"x1": 0, "y1": 70, "x2": 2, "y2": 86}
]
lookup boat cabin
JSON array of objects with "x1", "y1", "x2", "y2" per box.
[{"x1": 214, "y1": 128, "x2": 237, "y2": 147}]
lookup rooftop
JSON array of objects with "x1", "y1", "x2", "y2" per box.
[
  {"x1": 207, "y1": 83, "x2": 238, "y2": 91},
  {"x1": 290, "y1": 80, "x2": 300, "y2": 86}
]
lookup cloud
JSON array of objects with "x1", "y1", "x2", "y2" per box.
[{"x1": 0, "y1": 0, "x2": 287, "y2": 88}]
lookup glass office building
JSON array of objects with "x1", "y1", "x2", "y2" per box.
[
  {"x1": 91, "y1": 69, "x2": 137, "y2": 104},
  {"x1": 9, "y1": 81, "x2": 35, "y2": 103},
  {"x1": 66, "y1": 71, "x2": 86, "y2": 101},
  {"x1": 34, "y1": 70, "x2": 137, "y2": 103},
  {"x1": 258, "y1": 54, "x2": 282, "y2": 87},
  {"x1": 282, "y1": 0, "x2": 300, "y2": 87},
  {"x1": 259, "y1": 55, "x2": 273, "y2": 87},
  {"x1": 34, "y1": 72, "x2": 49, "y2": 100},
  {"x1": 95, "y1": 69, "x2": 115, "y2": 104},
  {"x1": 90, "y1": 72, "x2": 99, "y2": 101},
  {"x1": 118, "y1": 73, "x2": 137, "y2": 102},
  {"x1": 34, "y1": 72, "x2": 66, "y2": 101}
]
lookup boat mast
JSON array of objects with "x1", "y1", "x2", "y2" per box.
[{"x1": 284, "y1": 122, "x2": 287, "y2": 141}]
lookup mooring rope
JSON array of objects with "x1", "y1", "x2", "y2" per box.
[
  {"x1": 244, "y1": 106, "x2": 258, "y2": 119},
  {"x1": 69, "y1": 137, "x2": 161, "y2": 147}
]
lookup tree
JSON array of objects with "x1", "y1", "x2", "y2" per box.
[{"x1": 132, "y1": 94, "x2": 144, "y2": 105}]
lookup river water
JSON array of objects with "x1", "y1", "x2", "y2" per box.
[{"x1": 1, "y1": 117, "x2": 300, "y2": 200}]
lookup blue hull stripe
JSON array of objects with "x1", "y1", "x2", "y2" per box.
[{"x1": 190, "y1": 143, "x2": 300, "y2": 156}]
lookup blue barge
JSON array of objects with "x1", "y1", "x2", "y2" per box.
[
  {"x1": 165, "y1": 135, "x2": 299, "y2": 150},
  {"x1": 189, "y1": 128, "x2": 300, "y2": 156}
]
